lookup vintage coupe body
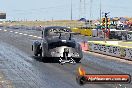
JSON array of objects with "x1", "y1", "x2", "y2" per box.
[{"x1": 32, "y1": 26, "x2": 83, "y2": 62}]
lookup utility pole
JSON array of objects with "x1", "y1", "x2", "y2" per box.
[
  {"x1": 89, "y1": 0, "x2": 93, "y2": 28},
  {"x1": 79, "y1": 0, "x2": 82, "y2": 19},
  {"x1": 84, "y1": 0, "x2": 86, "y2": 18},
  {"x1": 79, "y1": 0, "x2": 86, "y2": 19},
  {"x1": 71, "y1": 0, "x2": 73, "y2": 21},
  {"x1": 100, "y1": 0, "x2": 102, "y2": 24}
]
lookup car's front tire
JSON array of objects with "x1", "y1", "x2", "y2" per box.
[{"x1": 40, "y1": 47, "x2": 46, "y2": 61}]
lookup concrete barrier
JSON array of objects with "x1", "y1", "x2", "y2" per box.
[
  {"x1": 71, "y1": 28, "x2": 80, "y2": 34},
  {"x1": 71, "y1": 28, "x2": 92, "y2": 36},
  {"x1": 80, "y1": 42, "x2": 88, "y2": 51},
  {"x1": 88, "y1": 41, "x2": 132, "y2": 60},
  {"x1": 80, "y1": 29, "x2": 92, "y2": 36},
  {"x1": 127, "y1": 31, "x2": 132, "y2": 41},
  {"x1": 120, "y1": 47, "x2": 132, "y2": 60}
]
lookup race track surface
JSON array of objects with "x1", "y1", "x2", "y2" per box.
[{"x1": 0, "y1": 27, "x2": 132, "y2": 88}]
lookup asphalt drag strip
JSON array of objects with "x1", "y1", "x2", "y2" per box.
[{"x1": 0, "y1": 28, "x2": 132, "y2": 88}]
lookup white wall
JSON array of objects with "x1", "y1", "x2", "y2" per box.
[{"x1": 88, "y1": 42, "x2": 132, "y2": 60}]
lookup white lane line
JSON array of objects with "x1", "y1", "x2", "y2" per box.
[
  {"x1": 118, "y1": 84, "x2": 122, "y2": 87},
  {"x1": 19, "y1": 33, "x2": 23, "y2": 35},
  {"x1": 4, "y1": 30, "x2": 7, "y2": 32},
  {"x1": 1, "y1": 81, "x2": 4, "y2": 83},
  {"x1": 10, "y1": 31, "x2": 13, "y2": 33},
  {"x1": 28, "y1": 35, "x2": 33, "y2": 37},
  {"x1": 37, "y1": 37, "x2": 42, "y2": 39},
  {"x1": 23, "y1": 34, "x2": 27, "y2": 35},
  {"x1": 15, "y1": 32, "x2": 18, "y2": 34},
  {"x1": 33, "y1": 36, "x2": 38, "y2": 38},
  {"x1": 0, "y1": 29, "x2": 2, "y2": 30}
]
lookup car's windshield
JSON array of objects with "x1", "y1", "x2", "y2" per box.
[{"x1": 46, "y1": 28, "x2": 71, "y2": 37}]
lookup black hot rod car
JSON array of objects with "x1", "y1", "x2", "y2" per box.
[{"x1": 32, "y1": 26, "x2": 83, "y2": 63}]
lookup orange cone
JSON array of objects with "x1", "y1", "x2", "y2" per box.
[{"x1": 80, "y1": 41, "x2": 88, "y2": 51}]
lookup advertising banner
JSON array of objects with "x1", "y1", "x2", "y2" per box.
[
  {"x1": 0, "y1": 13, "x2": 6, "y2": 19},
  {"x1": 88, "y1": 42, "x2": 132, "y2": 60}
]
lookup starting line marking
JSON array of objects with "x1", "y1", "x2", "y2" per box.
[
  {"x1": 10, "y1": 31, "x2": 13, "y2": 32},
  {"x1": 19, "y1": 33, "x2": 23, "y2": 35},
  {"x1": 119, "y1": 84, "x2": 122, "y2": 87},
  {"x1": 4, "y1": 30, "x2": 7, "y2": 32},
  {"x1": 1, "y1": 29, "x2": 41, "y2": 39},
  {"x1": 23, "y1": 34, "x2": 27, "y2": 35},
  {"x1": 33, "y1": 36, "x2": 38, "y2": 38},
  {"x1": 37, "y1": 37, "x2": 42, "y2": 39},
  {"x1": 15, "y1": 32, "x2": 18, "y2": 34},
  {"x1": 29, "y1": 35, "x2": 33, "y2": 37}
]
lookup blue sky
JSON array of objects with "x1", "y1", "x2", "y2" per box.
[{"x1": 0, "y1": 0, "x2": 132, "y2": 20}]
